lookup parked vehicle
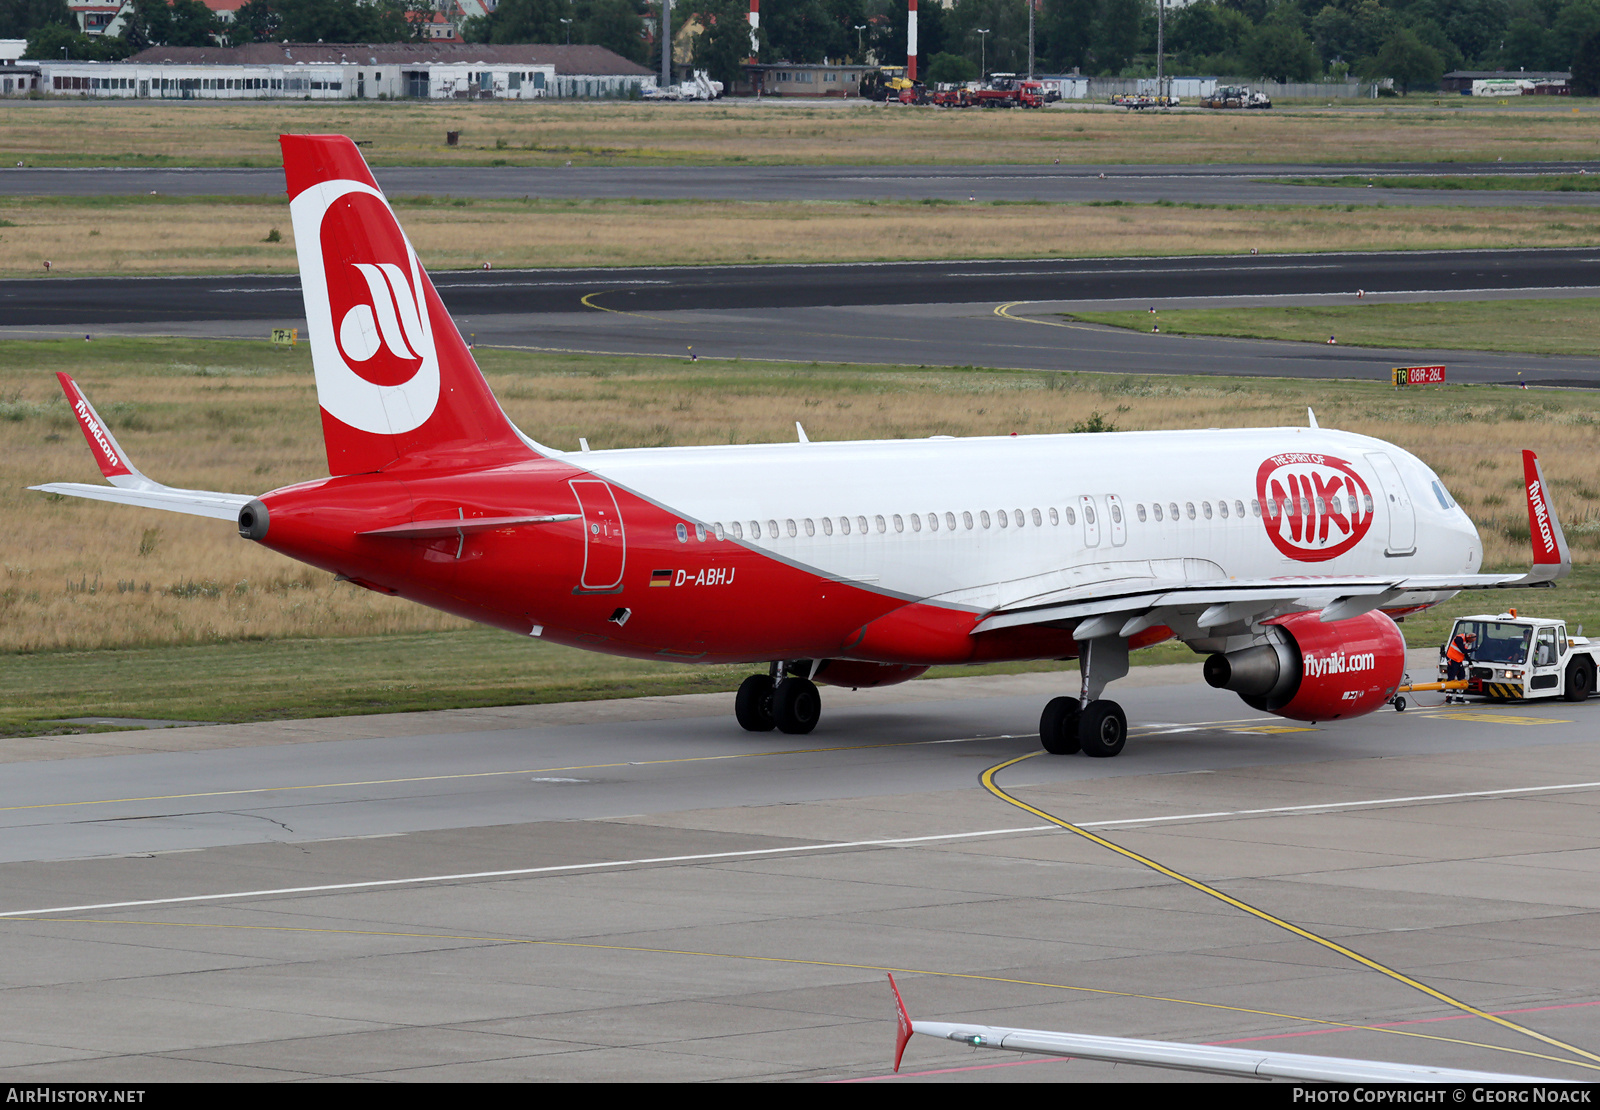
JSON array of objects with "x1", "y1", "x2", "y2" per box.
[
  {"x1": 1437, "y1": 611, "x2": 1598, "y2": 702},
  {"x1": 1200, "y1": 84, "x2": 1270, "y2": 109}
]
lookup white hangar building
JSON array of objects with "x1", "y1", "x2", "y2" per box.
[{"x1": 43, "y1": 42, "x2": 654, "y2": 100}]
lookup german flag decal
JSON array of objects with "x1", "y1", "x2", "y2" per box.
[{"x1": 650, "y1": 569, "x2": 673, "y2": 587}]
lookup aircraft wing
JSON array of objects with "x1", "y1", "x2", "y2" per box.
[
  {"x1": 975, "y1": 449, "x2": 1567, "y2": 636},
  {"x1": 887, "y1": 975, "x2": 1560, "y2": 1082},
  {"x1": 29, "y1": 373, "x2": 254, "y2": 522}
]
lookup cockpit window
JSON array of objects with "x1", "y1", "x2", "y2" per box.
[{"x1": 1432, "y1": 479, "x2": 1456, "y2": 510}]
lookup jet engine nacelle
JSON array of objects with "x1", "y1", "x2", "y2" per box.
[{"x1": 1203, "y1": 610, "x2": 1405, "y2": 722}]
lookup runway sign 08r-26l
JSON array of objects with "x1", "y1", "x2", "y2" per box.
[{"x1": 1392, "y1": 365, "x2": 1447, "y2": 387}]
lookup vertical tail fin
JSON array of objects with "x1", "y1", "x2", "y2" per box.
[{"x1": 282, "y1": 135, "x2": 536, "y2": 476}]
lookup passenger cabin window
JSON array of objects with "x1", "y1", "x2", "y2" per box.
[
  {"x1": 894, "y1": 514, "x2": 904, "y2": 532},
  {"x1": 840, "y1": 516, "x2": 851, "y2": 535},
  {"x1": 1064, "y1": 506, "x2": 1076, "y2": 525},
  {"x1": 911, "y1": 514, "x2": 922, "y2": 532},
  {"x1": 786, "y1": 519, "x2": 797, "y2": 537},
  {"x1": 822, "y1": 517, "x2": 833, "y2": 536},
  {"x1": 1218, "y1": 501, "x2": 1229, "y2": 520},
  {"x1": 676, "y1": 523, "x2": 688, "y2": 543},
  {"x1": 731, "y1": 521, "x2": 743, "y2": 539},
  {"x1": 927, "y1": 513, "x2": 939, "y2": 532},
  {"x1": 858, "y1": 515, "x2": 869, "y2": 533},
  {"x1": 946, "y1": 512, "x2": 957, "y2": 531},
  {"x1": 1202, "y1": 502, "x2": 1213, "y2": 519},
  {"x1": 1031, "y1": 509, "x2": 1042, "y2": 527},
  {"x1": 876, "y1": 515, "x2": 886, "y2": 533},
  {"x1": 804, "y1": 519, "x2": 815, "y2": 537},
  {"x1": 981, "y1": 511, "x2": 991, "y2": 528},
  {"x1": 964, "y1": 511, "x2": 974, "y2": 529},
  {"x1": 996, "y1": 510, "x2": 1008, "y2": 528},
  {"x1": 1152, "y1": 503, "x2": 1162, "y2": 521},
  {"x1": 1236, "y1": 500, "x2": 1246, "y2": 518}
]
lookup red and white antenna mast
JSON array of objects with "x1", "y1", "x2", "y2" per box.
[
  {"x1": 748, "y1": 0, "x2": 759, "y2": 59},
  {"x1": 907, "y1": 0, "x2": 918, "y2": 82}
]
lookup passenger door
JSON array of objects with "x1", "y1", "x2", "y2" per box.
[{"x1": 570, "y1": 479, "x2": 626, "y2": 592}]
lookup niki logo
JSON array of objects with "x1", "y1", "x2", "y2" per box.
[
  {"x1": 290, "y1": 180, "x2": 439, "y2": 435},
  {"x1": 72, "y1": 397, "x2": 119, "y2": 470},
  {"x1": 1255, "y1": 453, "x2": 1374, "y2": 563}
]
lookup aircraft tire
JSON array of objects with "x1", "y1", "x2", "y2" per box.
[
  {"x1": 735, "y1": 674, "x2": 777, "y2": 732},
  {"x1": 1039, "y1": 697, "x2": 1081, "y2": 755},
  {"x1": 1564, "y1": 657, "x2": 1595, "y2": 702},
  {"x1": 773, "y1": 677, "x2": 821, "y2": 735},
  {"x1": 1078, "y1": 700, "x2": 1127, "y2": 758}
]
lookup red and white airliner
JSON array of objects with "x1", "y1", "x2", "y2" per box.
[{"x1": 35, "y1": 135, "x2": 1574, "y2": 757}]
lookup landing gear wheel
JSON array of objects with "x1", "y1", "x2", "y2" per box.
[
  {"x1": 773, "y1": 677, "x2": 821, "y2": 735},
  {"x1": 1565, "y1": 658, "x2": 1595, "y2": 702},
  {"x1": 735, "y1": 674, "x2": 776, "y2": 732},
  {"x1": 1393, "y1": 696, "x2": 1407, "y2": 713},
  {"x1": 1039, "y1": 696, "x2": 1082, "y2": 755},
  {"x1": 1078, "y1": 700, "x2": 1127, "y2": 758}
]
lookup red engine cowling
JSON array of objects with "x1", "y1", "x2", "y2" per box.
[{"x1": 1203, "y1": 610, "x2": 1405, "y2": 722}]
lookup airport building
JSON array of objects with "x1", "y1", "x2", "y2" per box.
[
  {"x1": 744, "y1": 62, "x2": 875, "y2": 97},
  {"x1": 37, "y1": 42, "x2": 654, "y2": 100}
]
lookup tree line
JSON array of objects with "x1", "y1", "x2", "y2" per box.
[{"x1": 10, "y1": 0, "x2": 1600, "y2": 93}]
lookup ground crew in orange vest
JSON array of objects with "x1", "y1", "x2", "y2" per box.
[{"x1": 1446, "y1": 630, "x2": 1474, "y2": 681}]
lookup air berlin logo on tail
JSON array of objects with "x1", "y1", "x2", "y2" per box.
[
  {"x1": 337, "y1": 262, "x2": 428, "y2": 379},
  {"x1": 1256, "y1": 453, "x2": 1374, "y2": 563},
  {"x1": 290, "y1": 180, "x2": 440, "y2": 436}
]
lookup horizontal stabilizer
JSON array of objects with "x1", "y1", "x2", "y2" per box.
[
  {"x1": 34, "y1": 373, "x2": 252, "y2": 522},
  {"x1": 30, "y1": 482, "x2": 252, "y2": 521},
  {"x1": 358, "y1": 514, "x2": 579, "y2": 539}
]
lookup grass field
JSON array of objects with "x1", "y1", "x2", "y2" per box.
[
  {"x1": 4, "y1": 99, "x2": 1600, "y2": 168},
  {"x1": 1071, "y1": 298, "x2": 1600, "y2": 358},
  {"x1": 9, "y1": 194, "x2": 1600, "y2": 275},
  {"x1": 4, "y1": 335, "x2": 1597, "y2": 734}
]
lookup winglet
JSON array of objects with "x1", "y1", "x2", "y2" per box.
[
  {"x1": 56, "y1": 372, "x2": 156, "y2": 491},
  {"x1": 1523, "y1": 450, "x2": 1570, "y2": 575},
  {"x1": 889, "y1": 974, "x2": 913, "y2": 1073}
]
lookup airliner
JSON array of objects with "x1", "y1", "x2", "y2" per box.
[{"x1": 34, "y1": 135, "x2": 1573, "y2": 757}]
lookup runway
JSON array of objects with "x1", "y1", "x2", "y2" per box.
[
  {"x1": 3, "y1": 665, "x2": 1598, "y2": 1081},
  {"x1": 10, "y1": 249, "x2": 1600, "y2": 387},
  {"x1": 6, "y1": 161, "x2": 1600, "y2": 207}
]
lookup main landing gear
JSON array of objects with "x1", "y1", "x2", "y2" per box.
[
  {"x1": 1040, "y1": 634, "x2": 1130, "y2": 758},
  {"x1": 735, "y1": 662, "x2": 821, "y2": 735}
]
